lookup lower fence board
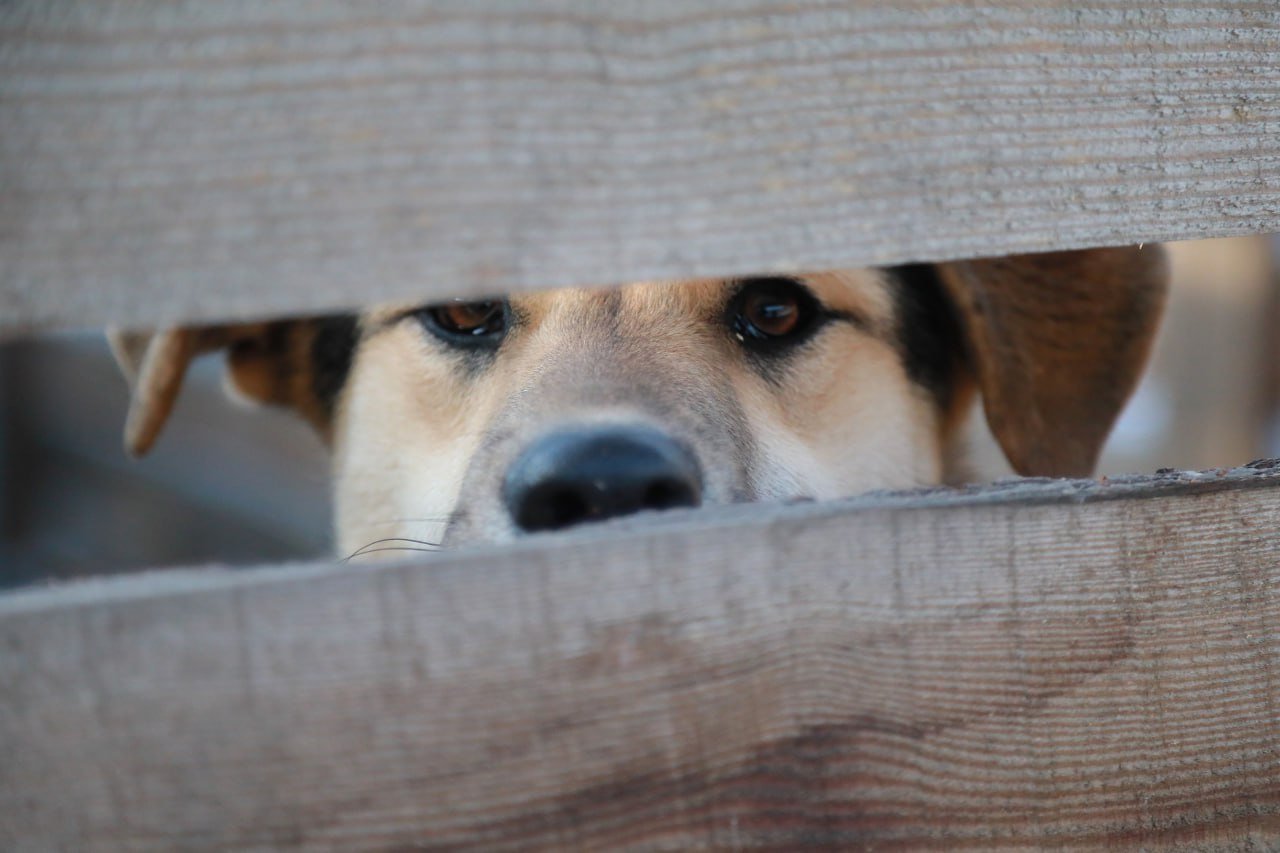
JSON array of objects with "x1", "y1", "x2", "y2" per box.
[{"x1": 4, "y1": 466, "x2": 1280, "y2": 849}]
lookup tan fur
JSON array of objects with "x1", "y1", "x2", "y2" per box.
[{"x1": 111, "y1": 249, "x2": 1168, "y2": 556}]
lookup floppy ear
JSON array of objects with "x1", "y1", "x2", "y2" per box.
[
  {"x1": 108, "y1": 319, "x2": 352, "y2": 456},
  {"x1": 936, "y1": 245, "x2": 1169, "y2": 478}
]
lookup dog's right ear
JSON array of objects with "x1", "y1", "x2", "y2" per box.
[
  {"x1": 109, "y1": 318, "x2": 356, "y2": 456},
  {"x1": 935, "y1": 246, "x2": 1169, "y2": 478}
]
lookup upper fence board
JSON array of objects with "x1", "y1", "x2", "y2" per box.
[
  {"x1": 5, "y1": 464, "x2": 1280, "y2": 849},
  {"x1": 3, "y1": 1, "x2": 1280, "y2": 330}
]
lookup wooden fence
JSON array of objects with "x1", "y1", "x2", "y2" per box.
[
  {"x1": 7, "y1": 468, "x2": 1280, "y2": 849},
  {"x1": 5, "y1": 1, "x2": 1280, "y2": 329},
  {"x1": 4, "y1": 2, "x2": 1280, "y2": 849}
]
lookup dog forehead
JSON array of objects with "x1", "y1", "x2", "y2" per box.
[
  {"x1": 514, "y1": 270, "x2": 895, "y2": 324},
  {"x1": 355, "y1": 270, "x2": 892, "y2": 328},
  {"x1": 511, "y1": 279, "x2": 718, "y2": 322}
]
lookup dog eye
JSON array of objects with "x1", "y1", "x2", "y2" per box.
[
  {"x1": 729, "y1": 278, "x2": 820, "y2": 350},
  {"x1": 743, "y1": 289, "x2": 800, "y2": 337},
  {"x1": 418, "y1": 300, "x2": 508, "y2": 343}
]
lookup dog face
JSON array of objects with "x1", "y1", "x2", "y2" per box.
[
  {"x1": 335, "y1": 270, "x2": 949, "y2": 552},
  {"x1": 113, "y1": 248, "x2": 1167, "y2": 556}
]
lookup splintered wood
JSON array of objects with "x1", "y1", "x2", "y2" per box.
[
  {"x1": 4, "y1": 465, "x2": 1280, "y2": 849},
  {"x1": 3, "y1": 1, "x2": 1280, "y2": 329}
]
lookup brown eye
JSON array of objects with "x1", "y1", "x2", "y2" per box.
[
  {"x1": 434, "y1": 301, "x2": 503, "y2": 334},
  {"x1": 729, "y1": 277, "x2": 823, "y2": 353},
  {"x1": 416, "y1": 299, "x2": 509, "y2": 347},
  {"x1": 742, "y1": 290, "x2": 800, "y2": 337}
]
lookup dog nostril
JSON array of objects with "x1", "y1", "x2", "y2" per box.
[
  {"x1": 541, "y1": 488, "x2": 591, "y2": 531},
  {"x1": 642, "y1": 478, "x2": 695, "y2": 512},
  {"x1": 504, "y1": 426, "x2": 703, "y2": 534}
]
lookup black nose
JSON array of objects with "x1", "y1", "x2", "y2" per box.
[{"x1": 504, "y1": 426, "x2": 703, "y2": 533}]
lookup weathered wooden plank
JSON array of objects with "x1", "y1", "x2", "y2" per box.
[
  {"x1": 3, "y1": 1, "x2": 1279, "y2": 330},
  {"x1": 4, "y1": 464, "x2": 1280, "y2": 849}
]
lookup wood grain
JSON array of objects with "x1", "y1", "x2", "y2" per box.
[
  {"x1": 3, "y1": 1, "x2": 1279, "y2": 330},
  {"x1": 4, "y1": 463, "x2": 1280, "y2": 849}
]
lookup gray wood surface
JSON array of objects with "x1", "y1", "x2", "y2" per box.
[
  {"x1": 3, "y1": 1, "x2": 1279, "y2": 330},
  {"x1": 5, "y1": 463, "x2": 1280, "y2": 849}
]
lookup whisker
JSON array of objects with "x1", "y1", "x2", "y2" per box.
[
  {"x1": 344, "y1": 546, "x2": 444, "y2": 562},
  {"x1": 344, "y1": 537, "x2": 444, "y2": 562},
  {"x1": 361, "y1": 536, "x2": 445, "y2": 547}
]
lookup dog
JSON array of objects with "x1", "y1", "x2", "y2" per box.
[{"x1": 112, "y1": 247, "x2": 1167, "y2": 557}]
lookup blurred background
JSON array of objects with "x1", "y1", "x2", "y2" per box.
[{"x1": 2, "y1": 234, "x2": 1277, "y2": 589}]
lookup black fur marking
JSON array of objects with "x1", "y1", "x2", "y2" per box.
[
  {"x1": 262, "y1": 322, "x2": 291, "y2": 398},
  {"x1": 886, "y1": 264, "x2": 965, "y2": 411},
  {"x1": 311, "y1": 314, "x2": 359, "y2": 417}
]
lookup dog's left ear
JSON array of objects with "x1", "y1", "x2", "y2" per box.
[
  {"x1": 937, "y1": 246, "x2": 1169, "y2": 478},
  {"x1": 109, "y1": 320, "x2": 334, "y2": 456}
]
